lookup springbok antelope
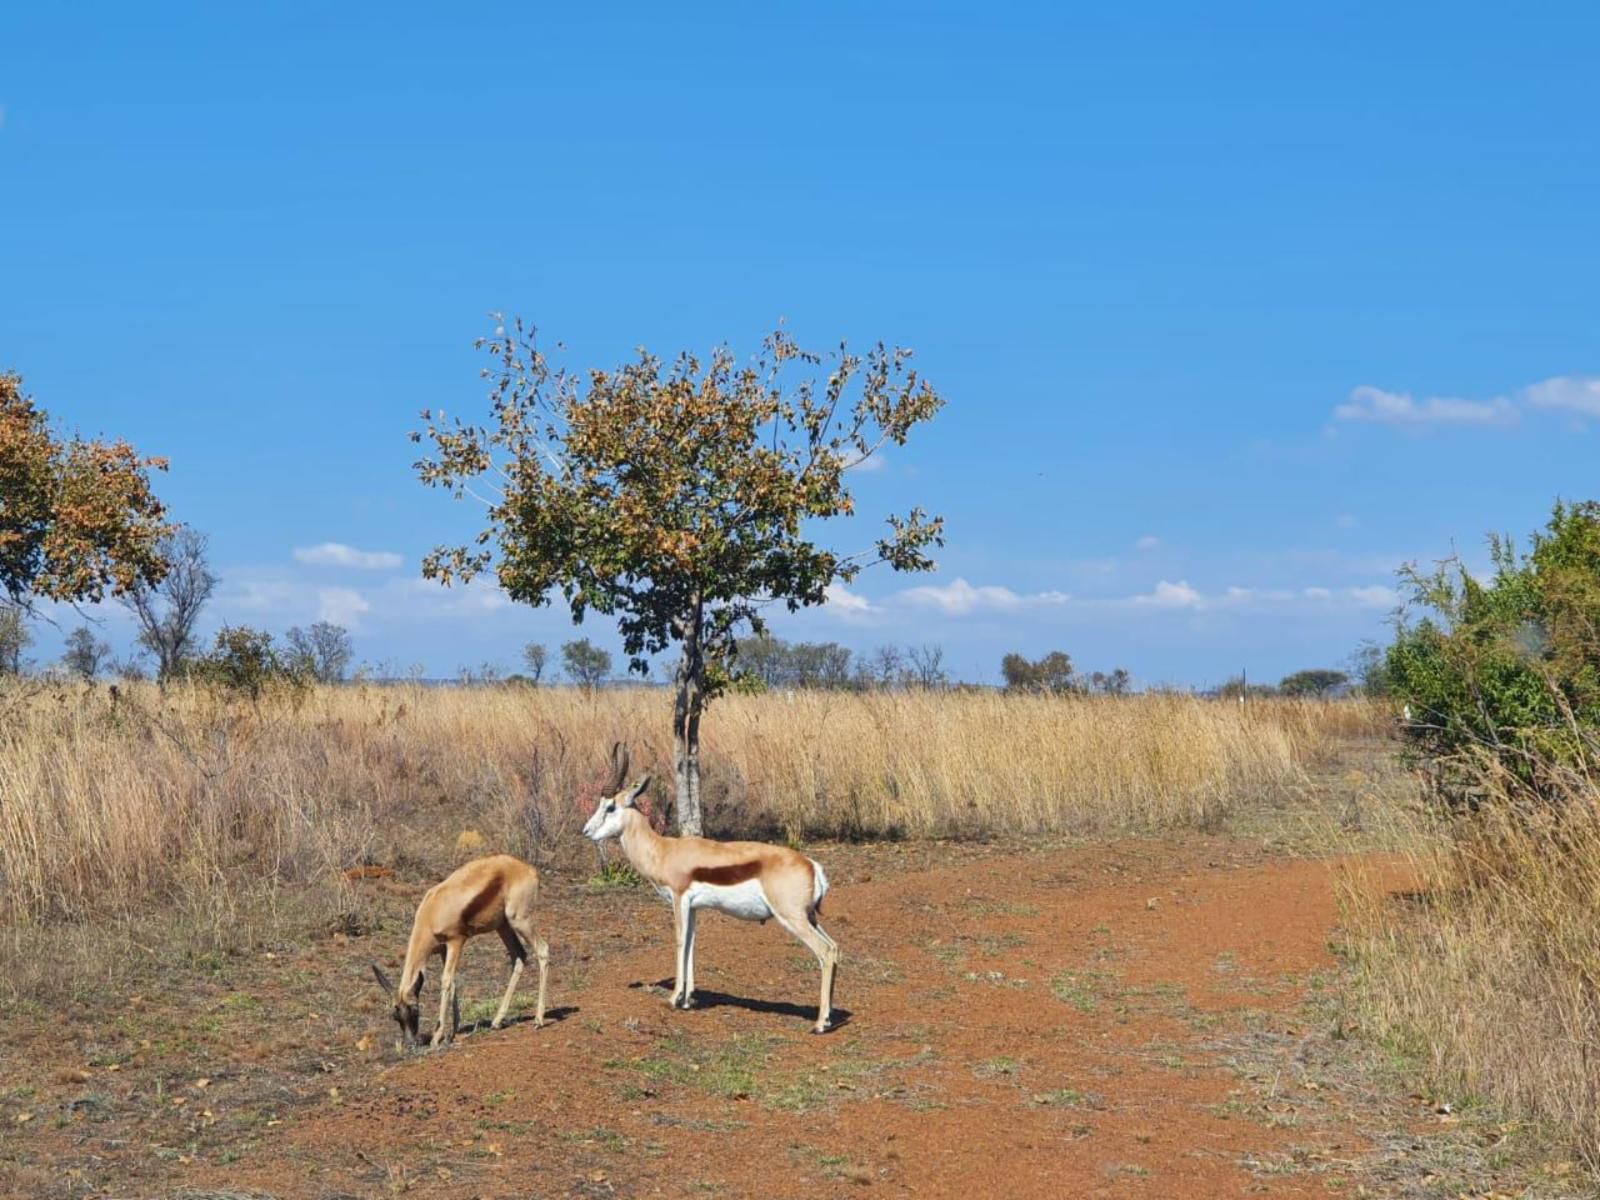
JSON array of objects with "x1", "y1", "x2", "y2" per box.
[
  {"x1": 582, "y1": 745, "x2": 840, "y2": 1034},
  {"x1": 370, "y1": 854, "x2": 549, "y2": 1049}
]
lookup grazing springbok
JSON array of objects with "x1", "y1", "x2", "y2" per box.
[
  {"x1": 582, "y1": 745, "x2": 840, "y2": 1033},
  {"x1": 370, "y1": 854, "x2": 549, "y2": 1049}
]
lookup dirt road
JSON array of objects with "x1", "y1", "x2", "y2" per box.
[{"x1": 154, "y1": 836, "x2": 1405, "y2": 1199}]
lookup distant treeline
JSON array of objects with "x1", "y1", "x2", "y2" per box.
[{"x1": 732, "y1": 636, "x2": 950, "y2": 691}]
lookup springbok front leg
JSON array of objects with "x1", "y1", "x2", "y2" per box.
[
  {"x1": 682, "y1": 905, "x2": 699, "y2": 1009},
  {"x1": 431, "y1": 938, "x2": 464, "y2": 1047},
  {"x1": 670, "y1": 895, "x2": 696, "y2": 1009}
]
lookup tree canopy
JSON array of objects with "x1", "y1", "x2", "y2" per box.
[
  {"x1": 414, "y1": 321, "x2": 945, "y2": 833},
  {"x1": 1, "y1": 372, "x2": 172, "y2": 607}
]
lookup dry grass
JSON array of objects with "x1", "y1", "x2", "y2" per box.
[
  {"x1": 0, "y1": 682, "x2": 1367, "y2": 942},
  {"x1": 1343, "y1": 774, "x2": 1600, "y2": 1171}
]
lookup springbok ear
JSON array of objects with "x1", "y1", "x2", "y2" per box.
[
  {"x1": 610, "y1": 741, "x2": 630, "y2": 792},
  {"x1": 371, "y1": 963, "x2": 395, "y2": 995},
  {"x1": 626, "y1": 774, "x2": 652, "y2": 806}
]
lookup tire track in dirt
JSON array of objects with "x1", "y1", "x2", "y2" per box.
[{"x1": 191, "y1": 838, "x2": 1389, "y2": 1199}]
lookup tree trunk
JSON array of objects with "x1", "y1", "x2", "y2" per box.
[{"x1": 672, "y1": 599, "x2": 706, "y2": 837}]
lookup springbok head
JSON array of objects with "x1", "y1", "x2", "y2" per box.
[
  {"x1": 582, "y1": 741, "x2": 650, "y2": 841},
  {"x1": 369, "y1": 963, "x2": 423, "y2": 1048}
]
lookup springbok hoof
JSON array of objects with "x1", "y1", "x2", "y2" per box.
[{"x1": 811, "y1": 1020, "x2": 834, "y2": 1035}]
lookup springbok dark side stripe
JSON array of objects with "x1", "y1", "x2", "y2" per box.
[
  {"x1": 689, "y1": 860, "x2": 764, "y2": 886},
  {"x1": 459, "y1": 880, "x2": 503, "y2": 925}
]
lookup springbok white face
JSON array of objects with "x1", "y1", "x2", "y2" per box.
[{"x1": 583, "y1": 776, "x2": 650, "y2": 842}]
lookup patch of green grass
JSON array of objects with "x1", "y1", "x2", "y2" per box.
[
  {"x1": 620, "y1": 1032, "x2": 773, "y2": 1101},
  {"x1": 1031, "y1": 1087, "x2": 1103, "y2": 1109},
  {"x1": 1050, "y1": 969, "x2": 1112, "y2": 1013},
  {"x1": 973, "y1": 1055, "x2": 1021, "y2": 1080},
  {"x1": 565, "y1": 1126, "x2": 628, "y2": 1152},
  {"x1": 963, "y1": 932, "x2": 1029, "y2": 954},
  {"x1": 589, "y1": 859, "x2": 643, "y2": 889}
]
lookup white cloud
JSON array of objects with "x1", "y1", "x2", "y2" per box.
[
  {"x1": 1125, "y1": 580, "x2": 1395, "y2": 614},
  {"x1": 1335, "y1": 514, "x2": 1359, "y2": 530},
  {"x1": 1523, "y1": 375, "x2": 1600, "y2": 417},
  {"x1": 1131, "y1": 580, "x2": 1202, "y2": 609},
  {"x1": 1134, "y1": 535, "x2": 1162, "y2": 551},
  {"x1": 822, "y1": 584, "x2": 877, "y2": 621},
  {"x1": 847, "y1": 451, "x2": 888, "y2": 473},
  {"x1": 292, "y1": 542, "x2": 403, "y2": 570},
  {"x1": 1333, "y1": 385, "x2": 1518, "y2": 428},
  {"x1": 1347, "y1": 585, "x2": 1400, "y2": 609},
  {"x1": 317, "y1": 587, "x2": 371, "y2": 628},
  {"x1": 898, "y1": 577, "x2": 1069, "y2": 617}
]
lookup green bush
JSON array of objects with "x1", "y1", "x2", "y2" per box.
[
  {"x1": 190, "y1": 625, "x2": 309, "y2": 700},
  {"x1": 1386, "y1": 500, "x2": 1600, "y2": 811}
]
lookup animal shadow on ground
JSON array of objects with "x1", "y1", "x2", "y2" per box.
[
  {"x1": 460, "y1": 1004, "x2": 579, "y2": 1037},
  {"x1": 637, "y1": 979, "x2": 853, "y2": 1030}
]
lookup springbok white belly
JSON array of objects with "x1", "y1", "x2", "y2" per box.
[{"x1": 684, "y1": 877, "x2": 773, "y2": 922}]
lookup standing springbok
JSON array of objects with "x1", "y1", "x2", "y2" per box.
[
  {"x1": 582, "y1": 745, "x2": 840, "y2": 1034},
  {"x1": 370, "y1": 854, "x2": 549, "y2": 1049}
]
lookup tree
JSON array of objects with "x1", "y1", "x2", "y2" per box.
[
  {"x1": 522, "y1": 642, "x2": 549, "y2": 683},
  {"x1": 285, "y1": 621, "x2": 353, "y2": 683},
  {"x1": 1216, "y1": 675, "x2": 1277, "y2": 701},
  {"x1": 61, "y1": 626, "x2": 111, "y2": 679},
  {"x1": 861, "y1": 644, "x2": 906, "y2": 689},
  {"x1": 1001, "y1": 650, "x2": 1078, "y2": 693},
  {"x1": 1348, "y1": 639, "x2": 1389, "y2": 696},
  {"x1": 1089, "y1": 667, "x2": 1132, "y2": 696},
  {"x1": 122, "y1": 527, "x2": 217, "y2": 680},
  {"x1": 194, "y1": 625, "x2": 305, "y2": 700},
  {"x1": 790, "y1": 640, "x2": 853, "y2": 690},
  {"x1": 415, "y1": 321, "x2": 945, "y2": 835},
  {"x1": 1278, "y1": 668, "x2": 1350, "y2": 697},
  {"x1": 731, "y1": 635, "x2": 855, "y2": 691},
  {"x1": 561, "y1": 638, "x2": 611, "y2": 691},
  {"x1": 1, "y1": 372, "x2": 172, "y2": 608},
  {"x1": 0, "y1": 605, "x2": 32, "y2": 675},
  {"x1": 906, "y1": 643, "x2": 948, "y2": 689}
]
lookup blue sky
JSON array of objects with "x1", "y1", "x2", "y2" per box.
[{"x1": 3, "y1": 3, "x2": 1597, "y2": 686}]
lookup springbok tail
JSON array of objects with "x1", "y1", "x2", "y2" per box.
[{"x1": 809, "y1": 857, "x2": 830, "y2": 914}]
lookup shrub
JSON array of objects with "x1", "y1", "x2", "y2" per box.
[
  {"x1": 1386, "y1": 499, "x2": 1600, "y2": 813},
  {"x1": 191, "y1": 625, "x2": 308, "y2": 700}
]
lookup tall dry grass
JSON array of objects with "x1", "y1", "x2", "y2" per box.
[
  {"x1": 0, "y1": 682, "x2": 1360, "y2": 940},
  {"x1": 1344, "y1": 770, "x2": 1600, "y2": 1169}
]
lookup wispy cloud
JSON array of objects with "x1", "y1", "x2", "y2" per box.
[
  {"x1": 317, "y1": 587, "x2": 372, "y2": 628},
  {"x1": 1131, "y1": 580, "x2": 1202, "y2": 609},
  {"x1": 846, "y1": 451, "x2": 888, "y2": 473},
  {"x1": 898, "y1": 577, "x2": 1070, "y2": 617},
  {"x1": 1126, "y1": 579, "x2": 1396, "y2": 613},
  {"x1": 1333, "y1": 385, "x2": 1518, "y2": 428},
  {"x1": 822, "y1": 584, "x2": 877, "y2": 623},
  {"x1": 1523, "y1": 375, "x2": 1600, "y2": 418},
  {"x1": 1134, "y1": 535, "x2": 1162, "y2": 551},
  {"x1": 292, "y1": 542, "x2": 403, "y2": 570}
]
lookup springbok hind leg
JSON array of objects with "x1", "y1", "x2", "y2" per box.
[
  {"x1": 490, "y1": 925, "x2": 526, "y2": 1030},
  {"x1": 773, "y1": 907, "x2": 839, "y2": 1034},
  {"x1": 509, "y1": 914, "x2": 550, "y2": 1028}
]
